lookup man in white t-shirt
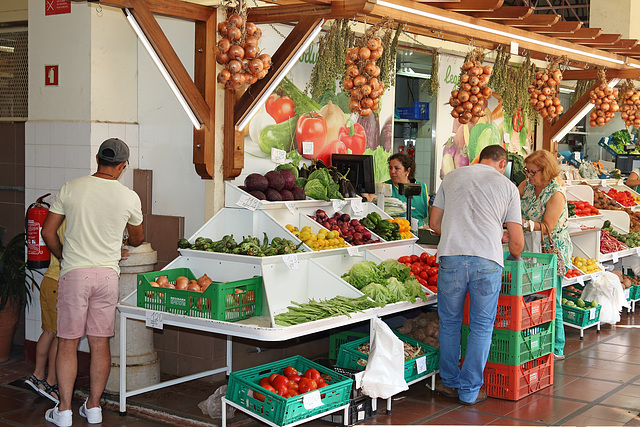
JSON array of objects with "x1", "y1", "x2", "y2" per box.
[{"x1": 41, "y1": 138, "x2": 144, "y2": 426}]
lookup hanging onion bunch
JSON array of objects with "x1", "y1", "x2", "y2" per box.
[
  {"x1": 343, "y1": 18, "x2": 394, "y2": 117},
  {"x1": 528, "y1": 57, "x2": 565, "y2": 120},
  {"x1": 618, "y1": 79, "x2": 640, "y2": 127},
  {"x1": 448, "y1": 48, "x2": 492, "y2": 125},
  {"x1": 588, "y1": 68, "x2": 619, "y2": 127},
  {"x1": 215, "y1": 10, "x2": 271, "y2": 90}
]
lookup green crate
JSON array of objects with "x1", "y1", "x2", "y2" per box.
[
  {"x1": 562, "y1": 296, "x2": 601, "y2": 327},
  {"x1": 226, "y1": 356, "x2": 353, "y2": 426},
  {"x1": 630, "y1": 284, "x2": 640, "y2": 300},
  {"x1": 328, "y1": 331, "x2": 369, "y2": 361},
  {"x1": 461, "y1": 321, "x2": 554, "y2": 366},
  {"x1": 137, "y1": 268, "x2": 262, "y2": 321},
  {"x1": 335, "y1": 331, "x2": 439, "y2": 383},
  {"x1": 501, "y1": 251, "x2": 556, "y2": 296}
]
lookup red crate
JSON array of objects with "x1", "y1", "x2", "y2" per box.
[
  {"x1": 464, "y1": 354, "x2": 554, "y2": 400},
  {"x1": 463, "y1": 288, "x2": 556, "y2": 331}
]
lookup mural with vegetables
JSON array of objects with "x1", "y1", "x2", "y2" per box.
[
  {"x1": 435, "y1": 49, "x2": 533, "y2": 190},
  {"x1": 239, "y1": 19, "x2": 398, "y2": 187}
]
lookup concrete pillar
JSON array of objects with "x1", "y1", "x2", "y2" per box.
[
  {"x1": 106, "y1": 242, "x2": 160, "y2": 393},
  {"x1": 590, "y1": 0, "x2": 640, "y2": 40}
]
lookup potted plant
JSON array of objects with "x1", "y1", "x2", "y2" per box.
[{"x1": 0, "y1": 232, "x2": 40, "y2": 362}]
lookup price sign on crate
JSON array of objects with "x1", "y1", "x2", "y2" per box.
[
  {"x1": 416, "y1": 356, "x2": 427, "y2": 374},
  {"x1": 283, "y1": 254, "x2": 299, "y2": 270},
  {"x1": 351, "y1": 198, "x2": 364, "y2": 216},
  {"x1": 145, "y1": 311, "x2": 164, "y2": 329},
  {"x1": 236, "y1": 194, "x2": 260, "y2": 211},
  {"x1": 303, "y1": 390, "x2": 323, "y2": 410},
  {"x1": 285, "y1": 202, "x2": 296, "y2": 214},
  {"x1": 347, "y1": 246, "x2": 362, "y2": 257},
  {"x1": 333, "y1": 199, "x2": 346, "y2": 213},
  {"x1": 589, "y1": 307, "x2": 597, "y2": 320}
]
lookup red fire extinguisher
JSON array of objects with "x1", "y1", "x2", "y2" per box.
[{"x1": 26, "y1": 193, "x2": 51, "y2": 269}]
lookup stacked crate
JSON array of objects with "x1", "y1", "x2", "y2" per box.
[{"x1": 461, "y1": 252, "x2": 557, "y2": 400}]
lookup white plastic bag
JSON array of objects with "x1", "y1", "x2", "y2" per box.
[
  {"x1": 360, "y1": 317, "x2": 408, "y2": 399},
  {"x1": 523, "y1": 230, "x2": 542, "y2": 253},
  {"x1": 582, "y1": 272, "x2": 629, "y2": 325},
  {"x1": 198, "y1": 385, "x2": 236, "y2": 419}
]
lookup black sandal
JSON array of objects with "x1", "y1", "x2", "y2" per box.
[
  {"x1": 24, "y1": 374, "x2": 45, "y2": 395},
  {"x1": 38, "y1": 380, "x2": 60, "y2": 404}
]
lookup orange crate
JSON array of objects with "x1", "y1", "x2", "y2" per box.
[
  {"x1": 473, "y1": 354, "x2": 554, "y2": 400},
  {"x1": 463, "y1": 288, "x2": 556, "y2": 331}
]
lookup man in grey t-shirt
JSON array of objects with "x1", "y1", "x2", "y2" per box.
[{"x1": 430, "y1": 145, "x2": 524, "y2": 405}]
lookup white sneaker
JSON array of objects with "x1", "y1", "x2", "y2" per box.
[
  {"x1": 45, "y1": 405, "x2": 72, "y2": 427},
  {"x1": 79, "y1": 398, "x2": 102, "y2": 424}
]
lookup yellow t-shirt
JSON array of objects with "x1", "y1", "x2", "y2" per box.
[
  {"x1": 50, "y1": 175, "x2": 143, "y2": 277},
  {"x1": 43, "y1": 221, "x2": 65, "y2": 281}
]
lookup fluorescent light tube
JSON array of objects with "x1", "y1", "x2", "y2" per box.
[
  {"x1": 377, "y1": 0, "x2": 626, "y2": 66},
  {"x1": 237, "y1": 19, "x2": 325, "y2": 131},
  {"x1": 124, "y1": 8, "x2": 203, "y2": 129}
]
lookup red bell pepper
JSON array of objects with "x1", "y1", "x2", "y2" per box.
[
  {"x1": 316, "y1": 139, "x2": 347, "y2": 166},
  {"x1": 296, "y1": 112, "x2": 328, "y2": 160},
  {"x1": 338, "y1": 122, "x2": 367, "y2": 155}
]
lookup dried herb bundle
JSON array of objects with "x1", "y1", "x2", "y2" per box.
[{"x1": 571, "y1": 78, "x2": 596, "y2": 105}]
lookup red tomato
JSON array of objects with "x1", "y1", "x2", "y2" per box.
[
  {"x1": 427, "y1": 255, "x2": 436, "y2": 267},
  {"x1": 259, "y1": 377, "x2": 271, "y2": 388},
  {"x1": 398, "y1": 256, "x2": 411, "y2": 264},
  {"x1": 411, "y1": 263, "x2": 423, "y2": 275},
  {"x1": 271, "y1": 374, "x2": 289, "y2": 390},
  {"x1": 417, "y1": 277, "x2": 427, "y2": 287},
  {"x1": 419, "y1": 271, "x2": 430, "y2": 281},
  {"x1": 262, "y1": 384, "x2": 276, "y2": 394},
  {"x1": 404, "y1": 263, "x2": 412, "y2": 267},
  {"x1": 254, "y1": 391, "x2": 266, "y2": 402},
  {"x1": 288, "y1": 389, "x2": 299, "y2": 397},
  {"x1": 288, "y1": 374, "x2": 302, "y2": 383},
  {"x1": 428, "y1": 266, "x2": 439, "y2": 276},
  {"x1": 266, "y1": 94, "x2": 295, "y2": 124},
  {"x1": 304, "y1": 368, "x2": 321, "y2": 382},
  {"x1": 298, "y1": 378, "x2": 313, "y2": 393},
  {"x1": 283, "y1": 366, "x2": 298, "y2": 378},
  {"x1": 288, "y1": 380, "x2": 299, "y2": 390},
  {"x1": 316, "y1": 378, "x2": 328, "y2": 387},
  {"x1": 296, "y1": 112, "x2": 328, "y2": 160},
  {"x1": 410, "y1": 254, "x2": 420, "y2": 263},
  {"x1": 427, "y1": 275, "x2": 438, "y2": 286},
  {"x1": 268, "y1": 373, "x2": 280, "y2": 384},
  {"x1": 420, "y1": 252, "x2": 430, "y2": 263},
  {"x1": 276, "y1": 383, "x2": 289, "y2": 396}
]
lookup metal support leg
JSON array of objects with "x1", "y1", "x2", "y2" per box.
[
  {"x1": 119, "y1": 310, "x2": 128, "y2": 414},
  {"x1": 226, "y1": 335, "x2": 233, "y2": 376}
]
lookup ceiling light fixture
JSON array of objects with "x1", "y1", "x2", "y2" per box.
[
  {"x1": 124, "y1": 8, "x2": 203, "y2": 130},
  {"x1": 553, "y1": 78, "x2": 620, "y2": 142},
  {"x1": 238, "y1": 19, "x2": 325, "y2": 131},
  {"x1": 377, "y1": 0, "x2": 626, "y2": 66}
]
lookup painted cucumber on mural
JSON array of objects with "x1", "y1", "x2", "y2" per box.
[
  {"x1": 238, "y1": 24, "x2": 394, "y2": 185},
  {"x1": 435, "y1": 54, "x2": 532, "y2": 188}
]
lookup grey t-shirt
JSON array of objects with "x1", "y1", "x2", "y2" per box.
[{"x1": 433, "y1": 163, "x2": 522, "y2": 267}]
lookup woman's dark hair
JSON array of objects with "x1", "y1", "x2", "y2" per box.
[{"x1": 388, "y1": 152, "x2": 416, "y2": 181}]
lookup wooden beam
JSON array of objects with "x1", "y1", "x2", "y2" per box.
[
  {"x1": 259, "y1": 0, "x2": 330, "y2": 4},
  {"x1": 473, "y1": 6, "x2": 532, "y2": 20},
  {"x1": 224, "y1": 90, "x2": 244, "y2": 180},
  {"x1": 547, "y1": 28, "x2": 602, "y2": 40},
  {"x1": 600, "y1": 39, "x2": 639, "y2": 50},
  {"x1": 582, "y1": 34, "x2": 622, "y2": 45},
  {"x1": 369, "y1": 1, "x2": 637, "y2": 69},
  {"x1": 85, "y1": 0, "x2": 213, "y2": 22},
  {"x1": 328, "y1": 0, "x2": 376, "y2": 18},
  {"x1": 562, "y1": 69, "x2": 640, "y2": 80},
  {"x1": 550, "y1": 81, "x2": 600, "y2": 142},
  {"x1": 127, "y1": 0, "x2": 211, "y2": 129},
  {"x1": 248, "y1": 4, "x2": 330, "y2": 23},
  {"x1": 499, "y1": 14, "x2": 560, "y2": 27},
  {"x1": 193, "y1": 13, "x2": 216, "y2": 179},
  {"x1": 424, "y1": 0, "x2": 503, "y2": 12},
  {"x1": 521, "y1": 21, "x2": 582, "y2": 33}
]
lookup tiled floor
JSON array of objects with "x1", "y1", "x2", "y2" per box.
[{"x1": 4, "y1": 312, "x2": 640, "y2": 426}]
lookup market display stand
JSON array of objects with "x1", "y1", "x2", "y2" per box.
[
  {"x1": 221, "y1": 398, "x2": 349, "y2": 427},
  {"x1": 116, "y1": 192, "x2": 437, "y2": 416}
]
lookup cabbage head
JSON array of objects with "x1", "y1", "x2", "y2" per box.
[
  {"x1": 362, "y1": 282, "x2": 389, "y2": 305},
  {"x1": 378, "y1": 259, "x2": 410, "y2": 281},
  {"x1": 343, "y1": 260, "x2": 381, "y2": 290},
  {"x1": 304, "y1": 179, "x2": 329, "y2": 201},
  {"x1": 385, "y1": 277, "x2": 408, "y2": 303}
]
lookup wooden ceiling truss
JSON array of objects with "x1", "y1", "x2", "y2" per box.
[{"x1": 79, "y1": 0, "x2": 640, "y2": 179}]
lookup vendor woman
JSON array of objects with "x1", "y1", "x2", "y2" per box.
[
  {"x1": 625, "y1": 168, "x2": 640, "y2": 191},
  {"x1": 385, "y1": 152, "x2": 430, "y2": 227}
]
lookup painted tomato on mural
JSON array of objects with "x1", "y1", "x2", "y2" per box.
[{"x1": 296, "y1": 112, "x2": 328, "y2": 159}]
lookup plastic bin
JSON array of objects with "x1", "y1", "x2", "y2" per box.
[
  {"x1": 225, "y1": 356, "x2": 352, "y2": 426},
  {"x1": 501, "y1": 251, "x2": 556, "y2": 296},
  {"x1": 137, "y1": 268, "x2": 262, "y2": 321},
  {"x1": 562, "y1": 296, "x2": 601, "y2": 327},
  {"x1": 463, "y1": 288, "x2": 556, "y2": 330},
  {"x1": 335, "y1": 331, "x2": 439, "y2": 383},
  {"x1": 480, "y1": 353, "x2": 554, "y2": 400},
  {"x1": 329, "y1": 331, "x2": 369, "y2": 361},
  {"x1": 397, "y1": 102, "x2": 429, "y2": 120},
  {"x1": 320, "y1": 395, "x2": 375, "y2": 425},
  {"x1": 461, "y1": 321, "x2": 555, "y2": 366}
]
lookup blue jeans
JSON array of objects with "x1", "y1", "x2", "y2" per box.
[{"x1": 437, "y1": 255, "x2": 502, "y2": 403}]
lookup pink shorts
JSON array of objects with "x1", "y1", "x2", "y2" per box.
[{"x1": 57, "y1": 268, "x2": 119, "y2": 339}]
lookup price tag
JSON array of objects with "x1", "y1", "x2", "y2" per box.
[
  {"x1": 601, "y1": 180, "x2": 608, "y2": 187},
  {"x1": 589, "y1": 307, "x2": 596, "y2": 320},
  {"x1": 577, "y1": 276, "x2": 585, "y2": 285},
  {"x1": 302, "y1": 141, "x2": 314, "y2": 156},
  {"x1": 625, "y1": 287, "x2": 631, "y2": 299},
  {"x1": 347, "y1": 246, "x2": 362, "y2": 257},
  {"x1": 415, "y1": 356, "x2": 427, "y2": 374},
  {"x1": 636, "y1": 247, "x2": 640, "y2": 256},
  {"x1": 351, "y1": 198, "x2": 364, "y2": 216},
  {"x1": 333, "y1": 199, "x2": 347, "y2": 212},
  {"x1": 302, "y1": 390, "x2": 323, "y2": 410},
  {"x1": 145, "y1": 311, "x2": 164, "y2": 329},
  {"x1": 271, "y1": 147, "x2": 287, "y2": 164},
  {"x1": 283, "y1": 253, "x2": 299, "y2": 270},
  {"x1": 613, "y1": 253, "x2": 619, "y2": 263},
  {"x1": 236, "y1": 194, "x2": 260, "y2": 211},
  {"x1": 285, "y1": 202, "x2": 296, "y2": 214},
  {"x1": 531, "y1": 339, "x2": 539, "y2": 349}
]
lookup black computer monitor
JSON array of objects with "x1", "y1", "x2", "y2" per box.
[
  {"x1": 331, "y1": 154, "x2": 376, "y2": 195},
  {"x1": 615, "y1": 154, "x2": 640, "y2": 175}
]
